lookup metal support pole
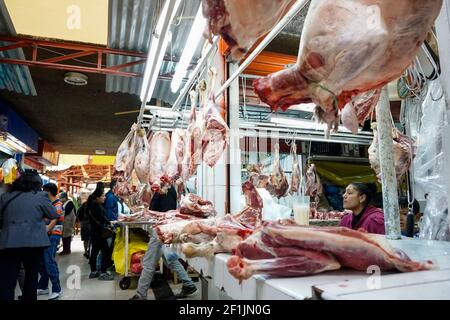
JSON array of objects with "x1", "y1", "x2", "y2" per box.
[
  {"x1": 376, "y1": 87, "x2": 401, "y2": 239},
  {"x1": 214, "y1": 0, "x2": 309, "y2": 101}
]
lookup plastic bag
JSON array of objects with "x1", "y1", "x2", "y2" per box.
[
  {"x1": 112, "y1": 227, "x2": 149, "y2": 275},
  {"x1": 1, "y1": 159, "x2": 18, "y2": 184},
  {"x1": 414, "y1": 80, "x2": 449, "y2": 241}
]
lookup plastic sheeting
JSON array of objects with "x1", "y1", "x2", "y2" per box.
[
  {"x1": 415, "y1": 80, "x2": 450, "y2": 241},
  {"x1": 112, "y1": 227, "x2": 149, "y2": 276}
]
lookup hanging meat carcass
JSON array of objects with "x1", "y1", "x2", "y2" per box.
[
  {"x1": 134, "y1": 128, "x2": 151, "y2": 184},
  {"x1": 289, "y1": 143, "x2": 302, "y2": 195},
  {"x1": 253, "y1": 0, "x2": 443, "y2": 131},
  {"x1": 148, "y1": 131, "x2": 171, "y2": 193},
  {"x1": 305, "y1": 163, "x2": 322, "y2": 202},
  {"x1": 267, "y1": 143, "x2": 289, "y2": 199},
  {"x1": 114, "y1": 123, "x2": 139, "y2": 179},
  {"x1": 342, "y1": 90, "x2": 381, "y2": 134},
  {"x1": 165, "y1": 129, "x2": 185, "y2": 182},
  {"x1": 369, "y1": 123, "x2": 415, "y2": 181},
  {"x1": 247, "y1": 164, "x2": 270, "y2": 189},
  {"x1": 202, "y1": 0, "x2": 295, "y2": 60},
  {"x1": 227, "y1": 220, "x2": 434, "y2": 281},
  {"x1": 201, "y1": 68, "x2": 230, "y2": 167},
  {"x1": 181, "y1": 91, "x2": 203, "y2": 181}
]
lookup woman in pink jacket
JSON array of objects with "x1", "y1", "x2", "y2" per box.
[{"x1": 339, "y1": 183, "x2": 385, "y2": 235}]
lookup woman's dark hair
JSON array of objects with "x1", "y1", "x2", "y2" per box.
[
  {"x1": 87, "y1": 187, "x2": 103, "y2": 208},
  {"x1": 43, "y1": 183, "x2": 58, "y2": 197},
  {"x1": 11, "y1": 170, "x2": 43, "y2": 193},
  {"x1": 109, "y1": 179, "x2": 117, "y2": 190},
  {"x1": 350, "y1": 182, "x2": 377, "y2": 207},
  {"x1": 96, "y1": 182, "x2": 105, "y2": 193}
]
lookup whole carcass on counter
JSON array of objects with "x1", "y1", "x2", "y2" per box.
[
  {"x1": 252, "y1": 0, "x2": 442, "y2": 132},
  {"x1": 227, "y1": 220, "x2": 435, "y2": 281},
  {"x1": 156, "y1": 181, "x2": 263, "y2": 258}
]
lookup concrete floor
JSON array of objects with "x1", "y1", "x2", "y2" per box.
[{"x1": 16, "y1": 235, "x2": 201, "y2": 300}]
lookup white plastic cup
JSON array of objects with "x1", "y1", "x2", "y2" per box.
[{"x1": 293, "y1": 196, "x2": 310, "y2": 226}]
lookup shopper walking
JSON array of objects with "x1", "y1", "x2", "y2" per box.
[
  {"x1": 0, "y1": 170, "x2": 58, "y2": 301},
  {"x1": 87, "y1": 188, "x2": 114, "y2": 281},
  {"x1": 130, "y1": 186, "x2": 197, "y2": 300},
  {"x1": 37, "y1": 183, "x2": 64, "y2": 300},
  {"x1": 76, "y1": 197, "x2": 91, "y2": 258},
  {"x1": 59, "y1": 192, "x2": 76, "y2": 255}
]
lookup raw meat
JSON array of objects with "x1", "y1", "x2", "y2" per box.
[
  {"x1": 314, "y1": 105, "x2": 340, "y2": 138},
  {"x1": 264, "y1": 221, "x2": 434, "y2": 272},
  {"x1": 254, "y1": 0, "x2": 442, "y2": 126},
  {"x1": 247, "y1": 164, "x2": 270, "y2": 189},
  {"x1": 289, "y1": 143, "x2": 301, "y2": 195},
  {"x1": 180, "y1": 181, "x2": 263, "y2": 258},
  {"x1": 179, "y1": 193, "x2": 216, "y2": 218},
  {"x1": 341, "y1": 103, "x2": 359, "y2": 134},
  {"x1": 201, "y1": 68, "x2": 230, "y2": 167},
  {"x1": 342, "y1": 90, "x2": 380, "y2": 133},
  {"x1": 181, "y1": 91, "x2": 202, "y2": 181},
  {"x1": 369, "y1": 123, "x2": 415, "y2": 181},
  {"x1": 148, "y1": 131, "x2": 171, "y2": 193},
  {"x1": 134, "y1": 128, "x2": 151, "y2": 184},
  {"x1": 114, "y1": 123, "x2": 138, "y2": 179},
  {"x1": 267, "y1": 143, "x2": 289, "y2": 199},
  {"x1": 227, "y1": 220, "x2": 434, "y2": 281},
  {"x1": 305, "y1": 164, "x2": 322, "y2": 201},
  {"x1": 165, "y1": 129, "x2": 185, "y2": 183},
  {"x1": 202, "y1": 0, "x2": 295, "y2": 59}
]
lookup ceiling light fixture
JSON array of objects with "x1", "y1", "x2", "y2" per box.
[
  {"x1": 64, "y1": 72, "x2": 88, "y2": 86},
  {"x1": 170, "y1": 4, "x2": 206, "y2": 93},
  {"x1": 140, "y1": 0, "x2": 181, "y2": 103}
]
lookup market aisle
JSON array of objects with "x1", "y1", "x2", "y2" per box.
[{"x1": 34, "y1": 235, "x2": 201, "y2": 300}]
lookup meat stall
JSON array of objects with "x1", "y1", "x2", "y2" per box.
[{"x1": 112, "y1": 0, "x2": 450, "y2": 301}]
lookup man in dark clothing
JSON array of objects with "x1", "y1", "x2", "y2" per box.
[
  {"x1": 130, "y1": 186, "x2": 197, "y2": 300},
  {"x1": 60, "y1": 192, "x2": 76, "y2": 255}
]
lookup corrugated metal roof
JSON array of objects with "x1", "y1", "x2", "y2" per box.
[
  {"x1": 0, "y1": 0, "x2": 36, "y2": 96},
  {"x1": 106, "y1": 0, "x2": 205, "y2": 104}
]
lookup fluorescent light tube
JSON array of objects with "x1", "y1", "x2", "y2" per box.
[{"x1": 170, "y1": 4, "x2": 206, "y2": 93}]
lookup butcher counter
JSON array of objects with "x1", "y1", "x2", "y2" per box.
[{"x1": 168, "y1": 238, "x2": 450, "y2": 300}]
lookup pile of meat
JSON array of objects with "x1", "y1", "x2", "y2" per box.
[
  {"x1": 310, "y1": 210, "x2": 348, "y2": 221},
  {"x1": 368, "y1": 123, "x2": 415, "y2": 181},
  {"x1": 239, "y1": 0, "x2": 443, "y2": 133},
  {"x1": 155, "y1": 181, "x2": 263, "y2": 258},
  {"x1": 227, "y1": 220, "x2": 435, "y2": 281},
  {"x1": 117, "y1": 192, "x2": 216, "y2": 224}
]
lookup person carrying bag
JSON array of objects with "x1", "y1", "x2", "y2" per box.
[{"x1": 86, "y1": 189, "x2": 114, "y2": 281}]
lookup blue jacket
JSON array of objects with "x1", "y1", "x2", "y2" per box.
[
  {"x1": 0, "y1": 191, "x2": 58, "y2": 249},
  {"x1": 103, "y1": 190, "x2": 118, "y2": 221}
]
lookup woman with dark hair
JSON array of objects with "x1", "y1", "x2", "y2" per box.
[
  {"x1": 87, "y1": 188, "x2": 114, "y2": 281},
  {"x1": 340, "y1": 183, "x2": 385, "y2": 234},
  {"x1": 0, "y1": 170, "x2": 58, "y2": 300}
]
